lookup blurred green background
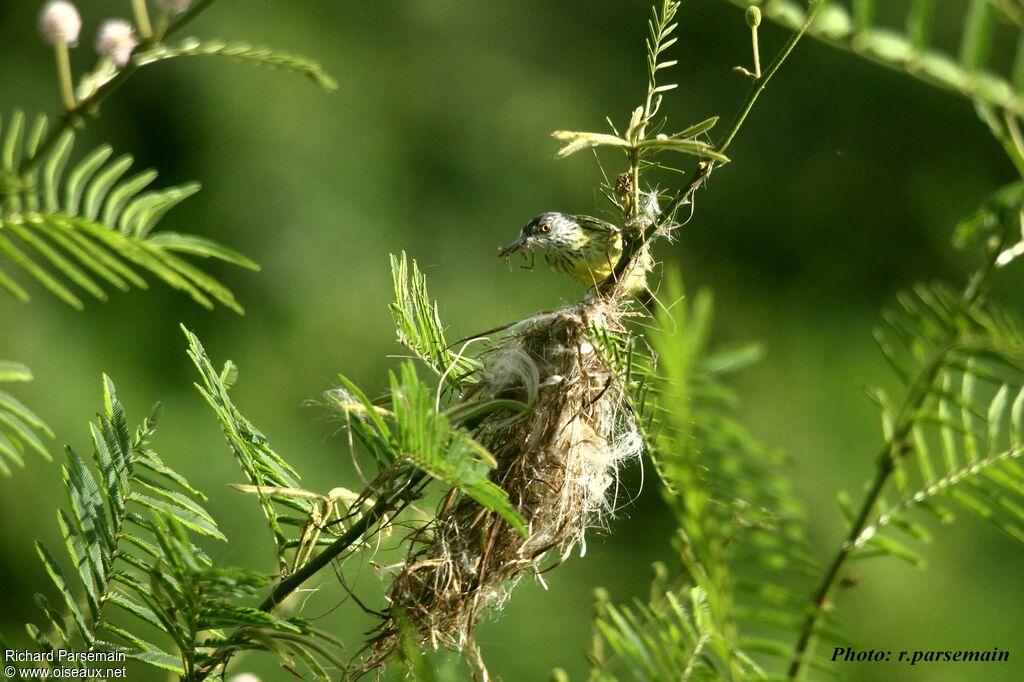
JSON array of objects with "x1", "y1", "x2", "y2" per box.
[{"x1": 2, "y1": 1, "x2": 1023, "y2": 680}]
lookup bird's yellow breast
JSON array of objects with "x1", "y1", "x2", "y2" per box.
[{"x1": 544, "y1": 231, "x2": 623, "y2": 287}]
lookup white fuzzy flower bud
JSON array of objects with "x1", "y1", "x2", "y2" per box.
[
  {"x1": 157, "y1": 0, "x2": 193, "y2": 13},
  {"x1": 95, "y1": 19, "x2": 138, "y2": 67},
  {"x1": 39, "y1": 1, "x2": 82, "y2": 46},
  {"x1": 227, "y1": 675, "x2": 262, "y2": 682}
]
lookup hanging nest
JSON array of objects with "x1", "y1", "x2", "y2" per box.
[{"x1": 362, "y1": 290, "x2": 645, "y2": 676}]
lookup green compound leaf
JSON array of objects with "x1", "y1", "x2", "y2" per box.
[
  {"x1": 1, "y1": 111, "x2": 256, "y2": 312},
  {"x1": 134, "y1": 38, "x2": 338, "y2": 91},
  {"x1": 0, "y1": 362, "x2": 52, "y2": 473}
]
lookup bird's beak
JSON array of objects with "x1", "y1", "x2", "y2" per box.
[{"x1": 498, "y1": 235, "x2": 531, "y2": 259}]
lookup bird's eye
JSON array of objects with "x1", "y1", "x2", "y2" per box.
[{"x1": 539, "y1": 223, "x2": 550, "y2": 234}]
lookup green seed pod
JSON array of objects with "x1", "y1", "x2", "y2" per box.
[{"x1": 746, "y1": 5, "x2": 762, "y2": 29}]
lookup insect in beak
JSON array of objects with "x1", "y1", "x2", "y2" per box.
[{"x1": 498, "y1": 235, "x2": 532, "y2": 260}]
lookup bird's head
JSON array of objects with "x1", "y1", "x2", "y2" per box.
[{"x1": 498, "y1": 212, "x2": 580, "y2": 259}]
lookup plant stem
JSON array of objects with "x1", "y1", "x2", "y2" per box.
[
  {"x1": 257, "y1": 473, "x2": 423, "y2": 612},
  {"x1": 751, "y1": 23, "x2": 762, "y2": 78},
  {"x1": 680, "y1": 0, "x2": 825, "y2": 213},
  {"x1": 18, "y1": 0, "x2": 219, "y2": 177},
  {"x1": 195, "y1": 474, "x2": 423, "y2": 679},
  {"x1": 132, "y1": 0, "x2": 154, "y2": 39},
  {"x1": 54, "y1": 43, "x2": 76, "y2": 112},
  {"x1": 258, "y1": 496, "x2": 391, "y2": 610},
  {"x1": 630, "y1": 149, "x2": 642, "y2": 223}
]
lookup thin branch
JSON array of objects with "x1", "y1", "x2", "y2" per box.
[
  {"x1": 257, "y1": 472, "x2": 424, "y2": 612},
  {"x1": 196, "y1": 473, "x2": 424, "y2": 678},
  {"x1": 601, "y1": 0, "x2": 826, "y2": 293},
  {"x1": 17, "y1": 0, "x2": 219, "y2": 176},
  {"x1": 678, "y1": 0, "x2": 824, "y2": 213}
]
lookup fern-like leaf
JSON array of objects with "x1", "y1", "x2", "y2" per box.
[
  {"x1": 390, "y1": 251, "x2": 481, "y2": 389},
  {"x1": 25, "y1": 377, "x2": 218, "y2": 674},
  {"x1": 0, "y1": 111, "x2": 258, "y2": 312},
  {"x1": 183, "y1": 326, "x2": 311, "y2": 572},
  {"x1": 141, "y1": 514, "x2": 332, "y2": 680},
  {"x1": 390, "y1": 362, "x2": 526, "y2": 535},
  {"x1": 954, "y1": 179, "x2": 1024, "y2": 268},
  {"x1": 856, "y1": 284, "x2": 1024, "y2": 563},
  {"x1": 329, "y1": 360, "x2": 527, "y2": 536},
  {"x1": 134, "y1": 38, "x2": 338, "y2": 91},
  {"x1": 587, "y1": 269, "x2": 820, "y2": 678},
  {"x1": 588, "y1": 584, "x2": 742, "y2": 682},
  {"x1": 627, "y1": 270, "x2": 821, "y2": 673},
  {"x1": 0, "y1": 360, "x2": 53, "y2": 474},
  {"x1": 16, "y1": 376, "x2": 340, "y2": 680}
]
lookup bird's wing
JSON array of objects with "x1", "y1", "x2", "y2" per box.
[{"x1": 576, "y1": 215, "x2": 620, "y2": 234}]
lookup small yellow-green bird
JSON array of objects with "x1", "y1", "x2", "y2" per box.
[{"x1": 498, "y1": 212, "x2": 626, "y2": 288}]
